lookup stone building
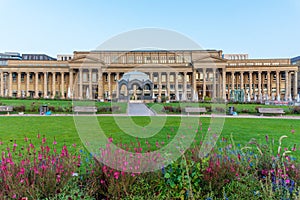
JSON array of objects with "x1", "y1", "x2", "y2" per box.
[{"x1": 0, "y1": 50, "x2": 298, "y2": 102}]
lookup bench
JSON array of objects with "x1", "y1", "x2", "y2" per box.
[
  {"x1": 258, "y1": 108, "x2": 285, "y2": 116},
  {"x1": 185, "y1": 107, "x2": 207, "y2": 115},
  {"x1": 0, "y1": 106, "x2": 13, "y2": 114},
  {"x1": 73, "y1": 106, "x2": 97, "y2": 114}
]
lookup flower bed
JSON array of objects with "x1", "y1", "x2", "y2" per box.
[{"x1": 0, "y1": 132, "x2": 299, "y2": 199}]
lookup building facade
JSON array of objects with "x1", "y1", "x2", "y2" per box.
[{"x1": 0, "y1": 50, "x2": 298, "y2": 101}]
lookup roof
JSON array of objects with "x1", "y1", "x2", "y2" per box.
[{"x1": 120, "y1": 71, "x2": 150, "y2": 82}]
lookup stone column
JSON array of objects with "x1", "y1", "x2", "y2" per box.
[
  {"x1": 79, "y1": 68, "x2": 83, "y2": 99},
  {"x1": 203, "y1": 68, "x2": 206, "y2": 100},
  {"x1": 183, "y1": 72, "x2": 187, "y2": 100},
  {"x1": 8, "y1": 72, "x2": 12, "y2": 97},
  {"x1": 35, "y1": 72, "x2": 39, "y2": 98},
  {"x1": 52, "y1": 72, "x2": 56, "y2": 98},
  {"x1": 17, "y1": 72, "x2": 21, "y2": 97},
  {"x1": 98, "y1": 68, "x2": 103, "y2": 100},
  {"x1": 69, "y1": 69, "x2": 73, "y2": 98},
  {"x1": 258, "y1": 71, "x2": 262, "y2": 100},
  {"x1": 149, "y1": 72, "x2": 153, "y2": 82},
  {"x1": 276, "y1": 71, "x2": 280, "y2": 100},
  {"x1": 240, "y1": 72, "x2": 244, "y2": 90},
  {"x1": 294, "y1": 71, "x2": 298, "y2": 99},
  {"x1": 0, "y1": 72, "x2": 3, "y2": 97},
  {"x1": 222, "y1": 69, "x2": 226, "y2": 100},
  {"x1": 108, "y1": 72, "x2": 111, "y2": 99},
  {"x1": 231, "y1": 71, "x2": 235, "y2": 91},
  {"x1": 115, "y1": 72, "x2": 119, "y2": 99},
  {"x1": 212, "y1": 68, "x2": 216, "y2": 99},
  {"x1": 61, "y1": 72, "x2": 65, "y2": 99},
  {"x1": 192, "y1": 70, "x2": 197, "y2": 100},
  {"x1": 43, "y1": 72, "x2": 48, "y2": 98},
  {"x1": 175, "y1": 72, "x2": 179, "y2": 100},
  {"x1": 285, "y1": 70, "x2": 289, "y2": 100},
  {"x1": 288, "y1": 72, "x2": 292, "y2": 100},
  {"x1": 158, "y1": 72, "x2": 162, "y2": 98},
  {"x1": 249, "y1": 71, "x2": 253, "y2": 100},
  {"x1": 116, "y1": 72, "x2": 120, "y2": 99},
  {"x1": 166, "y1": 72, "x2": 170, "y2": 98},
  {"x1": 89, "y1": 69, "x2": 92, "y2": 99},
  {"x1": 26, "y1": 72, "x2": 30, "y2": 97},
  {"x1": 267, "y1": 71, "x2": 271, "y2": 99}
]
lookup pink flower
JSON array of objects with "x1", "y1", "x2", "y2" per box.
[
  {"x1": 42, "y1": 137, "x2": 46, "y2": 144},
  {"x1": 291, "y1": 129, "x2": 295, "y2": 134},
  {"x1": 13, "y1": 143, "x2": 17, "y2": 147},
  {"x1": 53, "y1": 140, "x2": 57, "y2": 145},
  {"x1": 72, "y1": 143, "x2": 76, "y2": 147},
  {"x1": 108, "y1": 137, "x2": 113, "y2": 143},
  {"x1": 19, "y1": 167, "x2": 25, "y2": 175},
  {"x1": 114, "y1": 171, "x2": 120, "y2": 179},
  {"x1": 100, "y1": 179, "x2": 105, "y2": 184}
]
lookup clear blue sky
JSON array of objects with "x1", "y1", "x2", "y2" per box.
[{"x1": 0, "y1": 0, "x2": 299, "y2": 58}]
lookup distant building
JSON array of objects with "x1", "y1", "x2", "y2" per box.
[
  {"x1": 57, "y1": 54, "x2": 73, "y2": 61},
  {"x1": 22, "y1": 54, "x2": 56, "y2": 61},
  {"x1": 291, "y1": 56, "x2": 300, "y2": 95},
  {"x1": 0, "y1": 49, "x2": 298, "y2": 102},
  {"x1": 0, "y1": 52, "x2": 22, "y2": 61},
  {"x1": 223, "y1": 54, "x2": 248, "y2": 60},
  {"x1": 0, "y1": 52, "x2": 22, "y2": 66}
]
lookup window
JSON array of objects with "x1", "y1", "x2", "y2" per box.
[
  {"x1": 145, "y1": 56, "x2": 151, "y2": 63},
  {"x1": 104, "y1": 56, "x2": 110, "y2": 64},
  {"x1": 176, "y1": 55, "x2": 183, "y2": 63},
  {"x1": 128, "y1": 55, "x2": 134, "y2": 63},
  {"x1": 136, "y1": 56, "x2": 143, "y2": 64},
  {"x1": 160, "y1": 56, "x2": 167, "y2": 63},
  {"x1": 170, "y1": 74, "x2": 174, "y2": 82},
  {"x1": 111, "y1": 55, "x2": 118, "y2": 63},
  {"x1": 153, "y1": 75, "x2": 158, "y2": 82},
  {"x1": 121, "y1": 56, "x2": 126, "y2": 64},
  {"x1": 168, "y1": 56, "x2": 175, "y2": 63},
  {"x1": 92, "y1": 73, "x2": 97, "y2": 82},
  {"x1": 162, "y1": 75, "x2": 166, "y2": 82},
  {"x1": 12, "y1": 73, "x2": 16, "y2": 82},
  {"x1": 152, "y1": 56, "x2": 159, "y2": 64},
  {"x1": 21, "y1": 73, "x2": 25, "y2": 82},
  {"x1": 83, "y1": 73, "x2": 88, "y2": 82}
]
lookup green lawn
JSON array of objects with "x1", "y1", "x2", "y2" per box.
[
  {"x1": 0, "y1": 98, "x2": 127, "y2": 114},
  {"x1": 0, "y1": 116, "x2": 299, "y2": 159},
  {"x1": 147, "y1": 102, "x2": 299, "y2": 115}
]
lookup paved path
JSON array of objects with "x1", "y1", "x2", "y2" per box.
[{"x1": 127, "y1": 103, "x2": 156, "y2": 116}]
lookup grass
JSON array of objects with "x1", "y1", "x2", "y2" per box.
[
  {"x1": 0, "y1": 116, "x2": 299, "y2": 159},
  {"x1": 0, "y1": 98, "x2": 127, "y2": 114},
  {"x1": 147, "y1": 102, "x2": 299, "y2": 115}
]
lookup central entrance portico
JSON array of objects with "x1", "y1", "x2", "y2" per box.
[{"x1": 118, "y1": 71, "x2": 153, "y2": 102}]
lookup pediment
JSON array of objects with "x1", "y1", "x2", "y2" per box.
[
  {"x1": 192, "y1": 56, "x2": 226, "y2": 63},
  {"x1": 70, "y1": 55, "x2": 105, "y2": 64}
]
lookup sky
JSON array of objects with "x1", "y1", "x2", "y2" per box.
[{"x1": 0, "y1": 0, "x2": 299, "y2": 59}]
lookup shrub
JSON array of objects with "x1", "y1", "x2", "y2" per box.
[
  {"x1": 292, "y1": 106, "x2": 300, "y2": 114},
  {"x1": 13, "y1": 105, "x2": 26, "y2": 112},
  {"x1": 214, "y1": 106, "x2": 225, "y2": 113}
]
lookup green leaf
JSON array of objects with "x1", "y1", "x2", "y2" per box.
[{"x1": 164, "y1": 172, "x2": 170, "y2": 179}]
